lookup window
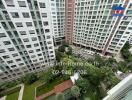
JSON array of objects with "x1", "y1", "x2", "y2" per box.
[
  {"x1": 3, "y1": 55, "x2": 9, "y2": 59},
  {"x1": 38, "y1": 53, "x2": 42, "y2": 56},
  {"x1": 47, "y1": 41, "x2": 52, "y2": 44},
  {"x1": 8, "y1": 47, "x2": 15, "y2": 51},
  {"x1": 20, "y1": 31, "x2": 26, "y2": 35},
  {"x1": 26, "y1": 45, "x2": 31, "y2": 48},
  {"x1": 45, "y1": 29, "x2": 50, "y2": 33},
  {"x1": 0, "y1": 49, "x2": 5, "y2": 53},
  {"x1": 26, "y1": 22, "x2": 32, "y2": 27},
  {"x1": 29, "y1": 50, "x2": 34, "y2": 53},
  {"x1": 31, "y1": 55, "x2": 36, "y2": 58},
  {"x1": 19, "y1": 63, "x2": 24, "y2": 66},
  {"x1": 36, "y1": 49, "x2": 40, "y2": 52},
  {"x1": 16, "y1": 58, "x2": 21, "y2": 61},
  {"x1": 23, "y1": 38, "x2": 29, "y2": 42},
  {"x1": 42, "y1": 13, "x2": 47, "y2": 18},
  {"x1": 10, "y1": 12, "x2": 19, "y2": 18},
  {"x1": 49, "y1": 46, "x2": 52, "y2": 49},
  {"x1": 3, "y1": 41, "x2": 11, "y2": 45},
  {"x1": 39, "y1": 2, "x2": 46, "y2": 8},
  {"x1": 34, "y1": 43, "x2": 39, "y2": 47},
  {"x1": 43, "y1": 21, "x2": 48, "y2": 26},
  {"x1": 32, "y1": 37, "x2": 37, "y2": 41},
  {"x1": 12, "y1": 53, "x2": 18, "y2": 57},
  {"x1": 7, "y1": 60, "x2": 13, "y2": 64},
  {"x1": 29, "y1": 30, "x2": 35, "y2": 34},
  {"x1": 47, "y1": 35, "x2": 50, "y2": 39},
  {"x1": 0, "y1": 33, "x2": 6, "y2": 38},
  {"x1": 15, "y1": 22, "x2": 23, "y2": 27},
  {"x1": 5, "y1": 0, "x2": 15, "y2": 7},
  {"x1": 22, "y1": 12, "x2": 29, "y2": 18},
  {"x1": 18, "y1": 1, "x2": 26, "y2": 7}
]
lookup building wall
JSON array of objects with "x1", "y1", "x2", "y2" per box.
[
  {"x1": 73, "y1": 0, "x2": 132, "y2": 55},
  {"x1": 50, "y1": 0, "x2": 65, "y2": 45},
  {"x1": 0, "y1": 0, "x2": 55, "y2": 82},
  {"x1": 65, "y1": 0, "x2": 75, "y2": 44}
]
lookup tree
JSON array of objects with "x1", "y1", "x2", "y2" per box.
[
  {"x1": 71, "y1": 86, "x2": 80, "y2": 98},
  {"x1": 84, "y1": 97, "x2": 91, "y2": 100},
  {"x1": 22, "y1": 73, "x2": 38, "y2": 84},
  {"x1": 55, "y1": 51, "x2": 64, "y2": 62},
  {"x1": 66, "y1": 47, "x2": 72, "y2": 55},
  {"x1": 42, "y1": 69, "x2": 54, "y2": 82},
  {"x1": 58, "y1": 45, "x2": 65, "y2": 52},
  {"x1": 55, "y1": 92, "x2": 65, "y2": 100},
  {"x1": 76, "y1": 77, "x2": 89, "y2": 92}
]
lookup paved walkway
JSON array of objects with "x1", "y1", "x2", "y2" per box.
[
  {"x1": 18, "y1": 84, "x2": 24, "y2": 100},
  {"x1": 35, "y1": 80, "x2": 73, "y2": 100},
  {"x1": 0, "y1": 96, "x2": 6, "y2": 100}
]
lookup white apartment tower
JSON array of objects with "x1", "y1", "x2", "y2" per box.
[
  {"x1": 65, "y1": 0, "x2": 132, "y2": 56},
  {"x1": 50, "y1": 0, "x2": 65, "y2": 45},
  {"x1": 0, "y1": 0, "x2": 55, "y2": 82}
]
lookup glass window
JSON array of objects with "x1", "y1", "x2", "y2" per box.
[
  {"x1": 15, "y1": 22, "x2": 23, "y2": 27},
  {"x1": 0, "y1": 33, "x2": 6, "y2": 38},
  {"x1": 23, "y1": 38, "x2": 29, "y2": 42},
  {"x1": 22, "y1": 12, "x2": 30, "y2": 18},
  {"x1": 26, "y1": 22, "x2": 32, "y2": 27},
  {"x1": 8, "y1": 47, "x2": 15, "y2": 51},
  {"x1": 3, "y1": 55, "x2": 9, "y2": 59},
  {"x1": 0, "y1": 49, "x2": 6, "y2": 53},
  {"x1": 5, "y1": 0, "x2": 15, "y2": 7},
  {"x1": 45, "y1": 29, "x2": 50, "y2": 33},
  {"x1": 43, "y1": 21, "x2": 48, "y2": 26},
  {"x1": 20, "y1": 31, "x2": 26, "y2": 35},
  {"x1": 18, "y1": 1, "x2": 26, "y2": 7},
  {"x1": 42, "y1": 13, "x2": 47, "y2": 18},
  {"x1": 39, "y1": 2, "x2": 46, "y2": 8},
  {"x1": 29, "y1": 30, "x2": 35, "y2": 34},
  {"x1": 32, "y1": 37, "x2": 37, "y2": 41},
  {"x1": 10, "y1": 12, "x2": 19, "y2": 18},
  {"x1": 3, "y1": 41, "x2": 11, "y2": 45}
]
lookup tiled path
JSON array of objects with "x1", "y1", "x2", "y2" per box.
[{"x1": 35, "y1": 79, "x2": 73, "y2": 100}]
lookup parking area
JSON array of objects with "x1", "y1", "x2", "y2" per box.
[{"x1": 71, "y1": 45, "x2": 95, "y2": 60}]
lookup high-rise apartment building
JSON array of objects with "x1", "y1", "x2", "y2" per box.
[
  {"x1": 0, "y1": 0, "x2": 132, "y2": 82},
  {"x1": 65, "y1": 0, "x2": 132, "y2": 56},
  {"x1": 0, "y1": 0, "x2": 55, "y2": 82},
  {"x1": 50, "y1": 0, "x2": 65, "y2": 45}
]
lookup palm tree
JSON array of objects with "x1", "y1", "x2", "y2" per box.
[{"x1": 55, "y1": 92, "x2": 65, "y2": 100}]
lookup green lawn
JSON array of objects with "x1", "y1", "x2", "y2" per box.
[
  {"x1": 6, "y1": 90, "x2": 20, "y2": 100},
  {"x1": 22, "y1": 80, "x2": 43, "y2": 100},
  {"x1": 36, "y1": 77, "x2": 66, "y2": 97}
]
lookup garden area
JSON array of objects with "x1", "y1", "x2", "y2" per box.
[
  {"x1": 0, "y1": 86, "x2": 20, "y2": 100},
  {"x1": 0, "y1": 42, "x2": 123, "y2": 100}
]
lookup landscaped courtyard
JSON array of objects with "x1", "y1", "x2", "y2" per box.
[{"x1": 0, "y1": 44, "x2": 123, "y2": 100}]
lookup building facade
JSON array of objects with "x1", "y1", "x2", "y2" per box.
[
  {"x1": 50, "y1": 0, "x2": 65, "y2": 45},
  {"x1": 65, "y1": 0, "x2": 132, "y2": 56},
  {"x1": 0, "y1": 0, "x2": 55, "y2": 82},
  {"x1": 103, "y1": 74, "x2": 132, "y2": 100}
]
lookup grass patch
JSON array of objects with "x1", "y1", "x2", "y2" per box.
[
  {"x1": 36, "y1": 77, "x2": 66, "y2": 96},
  {"x1": 0, "y1": 87, "x2": 20, "y2": 100},
  {"x1": 6, "y1": 89, "x2": 20, "y2": 100},
  {"x1": 22, "y1": 80, "x2": 43, "y2": 100}
]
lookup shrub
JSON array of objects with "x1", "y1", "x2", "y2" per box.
[{"x1": 55, "y1": 92, "x2": 65, "y2": 100}]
